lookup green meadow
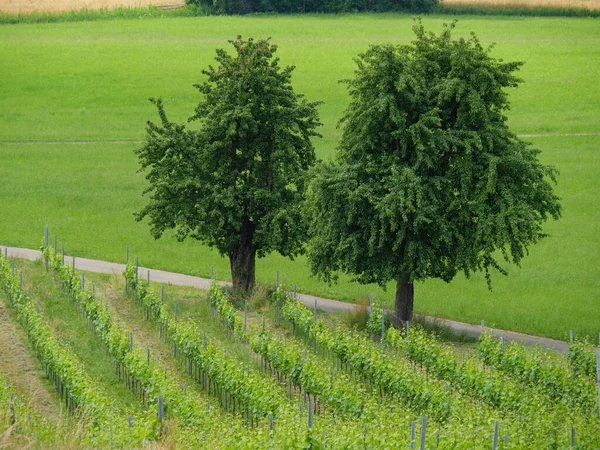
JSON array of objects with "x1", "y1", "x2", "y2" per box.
[{"x1": 0, "y1": 14, "x2": 598, "y2": 340}]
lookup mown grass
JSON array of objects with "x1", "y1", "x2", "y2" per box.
[{"x1": 0, "y1": 15, "x2": 598, "y2": 340}]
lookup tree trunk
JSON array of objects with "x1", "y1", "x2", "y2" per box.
[
  {"x1": 229, "y1": 219, "x2": 257, "y2": 291},
  {"x1": 394, "y1": 277, "x2": 414, "y2": 328}
]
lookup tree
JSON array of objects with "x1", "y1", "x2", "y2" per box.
[
  {"x1": 135, "y1": 36, "x2": 321, "y2": 291},
  {"x1": 306, "y1": 21, "x2": 561, "y2": 327}
]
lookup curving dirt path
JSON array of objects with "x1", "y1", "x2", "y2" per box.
[
  {"x1": 2, "y1": 246, "x2": 570, "y2": 352},
  {"x1": 0, "y1": 300, "x2": 62, "y2": 420}
]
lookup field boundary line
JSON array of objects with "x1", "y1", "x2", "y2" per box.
[
  {"x1": 1, "y1": 132, "x2": 599, "y2": 146},
  {"x1": 1, "y1": 245, "x2": 569, "y2": 352}
]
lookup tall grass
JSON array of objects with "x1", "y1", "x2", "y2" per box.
[
  {"x1": 0, "y1": 4, "x2": 202, "y2": 25},
  {"x1": 436, "y1": 3, "x2": 600, "y2": 16}
]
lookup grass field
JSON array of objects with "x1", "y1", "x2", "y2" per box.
[{"x1": 0, "y1": 14, "x2": 598, "y2": 340}]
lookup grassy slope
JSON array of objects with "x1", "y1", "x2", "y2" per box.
[{"x1": 0, "y1": 15, "x2": 598, "y2": 339}]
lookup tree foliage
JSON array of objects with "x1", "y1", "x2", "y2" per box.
[
  {"x1": 307, "y1": 21, "x2": 561, "y2": 324},
  {"x1": 135, "y1": 36, "x2": 321, "y2": 290},
  {"x1": 187, "y1": 0, "x2": 437, "y2": 15}
]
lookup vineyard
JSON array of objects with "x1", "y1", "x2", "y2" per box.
[{"x1": 1, "y1": 237, "x2": 599, "y2": 449}]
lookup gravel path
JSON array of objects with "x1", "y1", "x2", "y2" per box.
[{"x1": 2, "y1": 246, "x2": 569, "y2": 352}]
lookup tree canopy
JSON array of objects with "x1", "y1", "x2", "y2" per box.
[
  {"x1": 135, "y1": 36, "x2": 322, "y2": 291},
  {"x1": 307, "y1": 21, "x2": 561, "y2": 325}
]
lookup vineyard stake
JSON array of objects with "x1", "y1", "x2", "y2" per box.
[
  {"x1": 308, "y1": 399, "x2": 313, "y2": 428},
  {"x1": 369, "y1": 294, "x2": 373, "y2": 314},
  {"x1": 293, "y1": 283, "x2": 297, "y2": 300},
  {"x1": 147, "y1": 270, "x2": 150, "y2": 286},
  {"x1": 125, "y1": 246, "x2": 129, "y2": 294},
  {"x1": 129, "y1": 332, "x2": 133, "y2": 351},
  {"x1": 420, "y1": 415, "x2": 427, "y2": 450},
  {"x1": 571, "y1": 427, "x2": 575, "y2": 447},
  {"x1": 381, "y1": 304, "x2": 385, "y2": 343},
  {"x1": 44, "y1": 225, "x2": 48, "y2": 249},
  {"x1": 492, "y1": 421, "x2": 499, "y2": 450},
  {"x1": 410, "y1": 419, "x2": 416, "y2": 449},
  {"x1": 128, "y1": 415, "x2": 133, "y2": 429},
  {"x1": 147, "y1": 348, "x2": 150, "y2": 365},
  {"x1": 158, "y1": 393, "x2": 164, "y2": 420}
]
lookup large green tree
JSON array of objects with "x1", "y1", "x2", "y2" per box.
[
  {"x1": 307, "y1": 21, "x2": 561, "y2": 326},
  {"x1": 135, "y1": 36, "x2": 321, "y2": 291}
]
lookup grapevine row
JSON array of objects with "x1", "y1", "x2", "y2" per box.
[
  {"x1": 41, "y1": 246, "x2": 249, "y2": 444},
  {"x1": 123, "y1": 261, "x2": 284, "y2": 421},
  {"x1": 207, "y1": 282, "x2": 367, "y2": 417},
  {"x1": 477, "y1": 331, "x2": 597, "y2": 413},
  {"x1": 0, "y1": 251, "x2": 148, "y2": 447},
  {"x1": 275, "y1": 288, "x2": 457, "y2": 421}
]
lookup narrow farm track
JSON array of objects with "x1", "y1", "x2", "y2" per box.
[
  {"x1": 0, "y1": 300, "x2": 62, "y2": 421},
  {"x1": 2, "y1": 246, "x2": 570, "y2": 352}
]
